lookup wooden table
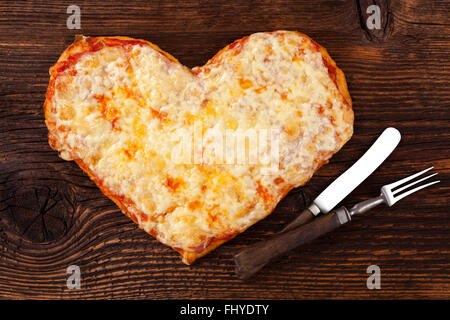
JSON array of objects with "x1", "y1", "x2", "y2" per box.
[{"x1": 0, "y1": 0, "x2": 448, "y2": 299}]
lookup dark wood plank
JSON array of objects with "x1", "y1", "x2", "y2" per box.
[{"x1": 0, "y1": 0, "x2": 449, "y2": 299}]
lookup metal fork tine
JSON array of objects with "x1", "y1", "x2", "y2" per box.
[
  {"x1": 393, "y1": 173, "x2": 438, "y2": 195},
  {"x1": 392, "y1": 180, "x2": 440, "y2": 204},
  {"x1": 387, "y1": 166, "x2": 434, "y2": 189}
]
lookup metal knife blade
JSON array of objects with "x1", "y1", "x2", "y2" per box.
[{"x1": 280, "y1": 127, "x2": 401, "y2": 233}]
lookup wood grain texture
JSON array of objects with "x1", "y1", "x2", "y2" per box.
[
  {"x1": 0, "y1": 0, "x2": 449, "y2": 299},
  {"x1": 235, "y1": 210, "x2": 348, "y2": 280}
]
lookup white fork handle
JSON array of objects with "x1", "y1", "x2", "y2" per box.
[{"x1": 314, "y1": 127, "x2": 401, "y2": 213}]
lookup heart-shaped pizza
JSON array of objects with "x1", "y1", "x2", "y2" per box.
[{"x1": 44, "y1": 31, "x2": 353, "y2": 264}]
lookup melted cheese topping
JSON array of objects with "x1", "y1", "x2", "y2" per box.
[{"x1": 45, "y1": 31, "x2": 353, "y2": 259}]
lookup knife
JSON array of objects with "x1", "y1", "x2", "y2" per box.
[{"x1": 280, "y1": 127, "x2": 401, "y2": 233}]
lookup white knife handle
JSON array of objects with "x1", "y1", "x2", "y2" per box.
[{"x1": 314, "y1": 127, "x2": 401, "y2": 213}]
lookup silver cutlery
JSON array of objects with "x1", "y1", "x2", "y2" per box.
[{"x1": 234, "y1": 167, "x2": 440, "y2": 280}]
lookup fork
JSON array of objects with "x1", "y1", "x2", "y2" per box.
[{"x1": 234, "y1": 167, "x2": 440, "y2": 280}]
